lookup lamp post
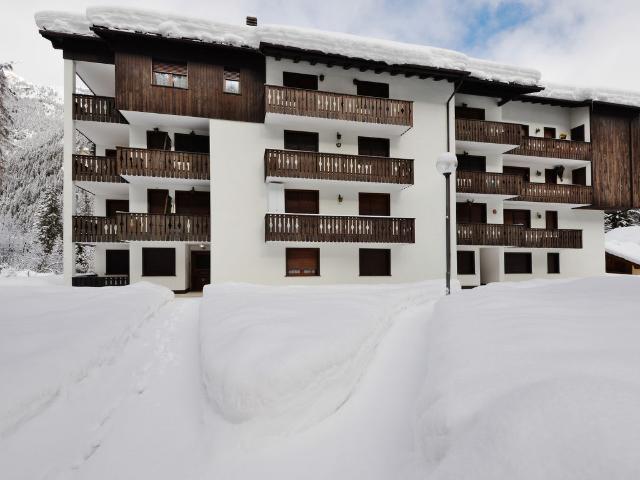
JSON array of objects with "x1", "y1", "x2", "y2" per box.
[{"x1": 436, "y1": 152, "x2": 458, "y2": 295}]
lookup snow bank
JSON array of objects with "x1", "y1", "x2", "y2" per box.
[
  {"x1": 529, "y1": 81, "x2": 640, "y2": 109},
  {"x1": 199, "y1": 281, "x2": 451, "y2": 434},
  {"x1": 0, "y1": 269, "x2": 63, "y2": 286},
  {"x1": 416, "y1": 276, "x2": 640, "y2": 479},
  {"x1": 36, "y1": 7, "x2": 540, "y2": 86},
  {"x1": 605, "y1": 226, "x2": 640, "y2": 265},
  {"x1": 0, "y1": 282, "x2": 172, "y2": 437}
]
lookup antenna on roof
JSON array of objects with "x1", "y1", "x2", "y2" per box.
[{"x1": 246, "y1": 16, "x2": 258, "y2": 26}]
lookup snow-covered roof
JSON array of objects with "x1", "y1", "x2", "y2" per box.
[
  {"x1": 527, "y1": 82, "x2": 640, "y2": 109},
  {"x1": 605, "y1": 226, "x2": 640, "y2": 265},
  {"x1": 35, "y1": 6, "x2": 541, "y2": 86}
]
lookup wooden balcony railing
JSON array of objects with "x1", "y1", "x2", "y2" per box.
[
  {"x1": 72, "y1": 275, "x2": 130, "y2": 287},
  {"x1": 117, "y1": 147, "x2": 210, "y2": 180},
  {"x1": 73, "y1": 214, "x2": 210, "y2": 242},
  {"x1": 264, "y1": 149, "x2": 414, "y2": 185},
  {"x1": 507, "y1": 136, "x2": 591, "y2": 161},
  {"x1": 72, "y1": 154, "x2": 124, "y2": 183},
  {"x1": 72, "y1": 216, "x2": 120, "y2": 243},
  {"x1": 457, "y1": 223, "x2": 582, "y2": 248},
  {"x1": 72, "y1": 94, "x2": 127, "y2": 123},
  {"x1": 521, "y1": 228, "x2": 582, "y2": 249},
  {"x1": 456, "y1": 223, "x2": 522, "y2": 247},
  {"x1": 265, "y1": 214, "x2": 415, "y2": 243},
  {"x1": 455, "y1": 118, "x2": 522, "y2": 145},
  {"x1": 265, "y1": 85, "x2": 413, "y2": 127},
  {"x1": 517, "y1": 182, "x2": 593, "y2": 204},
  {"x1": 456, "y1": 171, "x2": 522, "y2": 196}
]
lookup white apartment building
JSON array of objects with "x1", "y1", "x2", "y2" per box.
[{"x1": 36, "y1": 8, "x2": 640, "y2": 291}]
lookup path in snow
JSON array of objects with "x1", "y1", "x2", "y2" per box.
[{"x1": 1, "y1": 297, "x2": 205, "y2": 480}]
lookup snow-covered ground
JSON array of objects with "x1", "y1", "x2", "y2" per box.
[
  {"x1": 1, "y1": 276, "x2": 640, "y2": 479},
  {"x1": 0, "y1": 268, "x2": 63, "y2": 286}
]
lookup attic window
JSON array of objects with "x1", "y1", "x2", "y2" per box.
[
  {"x1": 223, "y1": 69, "x2": 241, "y2": 94},
  {"x1": 152, "y1": 60, "x2": 188, "y2": 89}
]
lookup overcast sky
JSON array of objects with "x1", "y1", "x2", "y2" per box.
[{"x1": 1, "y1": 0, "x2": 639, "y2": 93}]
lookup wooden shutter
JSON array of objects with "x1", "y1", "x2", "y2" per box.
[
  {"x1": 359, "y1": 193, "x2": 390, "y2": 216},
  {"x1": 286, "y1": 248, "x2": 320, "y2": 276},
  {"x1": 285, "y1": 190, "x2": 319, "y2": 214}
]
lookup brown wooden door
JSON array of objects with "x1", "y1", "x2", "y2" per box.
[
  {"x1": 190, "y1": 250, "x2": 210, "y2": 291},
  {"x1": 503, "y1": 166, "x2": 530, "y2": 182},
  {"x1": 359, "y1": 193, "x2": 390, "y2": 216},
  {"x1": 285, "y1": 189, "x2": 319, "y2": 214},
  {"x1": 504, "y1": 209, "x2": 531, "y2": 227},
  {"x1": 105, "y1": 199, "x2": 129, "y2": 217},
  {"x1": 358, "y1": 137, "x2": 390, "y2": 157},
  {"x1": 457, "y1": 154, "x2": 486, "y2": 172},
  {"x1": 283, "y1": 72, "x2": 318, "y2": 90},
  {"x1": 284, "y1": 131, "x2": 319, "y2": 152},
  {"x1": 147, "y1": 130, "x2": 171, "y2": 150},
  {"x1": 545, "y1": 168, "x2": 557, "y2": 184},
  {"x1": 456, "y1": 202, "x2": 487, "y2": 223},
  {"x1": 546, "y1": 211, "x2": 558, "y2": 229},
  {"x1": 572, "y1": 167, "x2": 587, "y2": 186},
  {"x1": 175, "y1": 190, "x2": 210, "y2": 215},
  {"x1": 148, "y1": 189, "x2": 170, "y2": 214}
]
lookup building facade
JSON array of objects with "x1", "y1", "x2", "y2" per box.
[{"x1": 37, "y1": 9, "x2": 640, "y2": 290}]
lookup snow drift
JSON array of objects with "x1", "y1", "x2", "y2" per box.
[
  {"x1": 416, "y1": 276, "x2": 640, "y2": 479},
  {"x1": 199, "y1": 281, "x2": 451, "y2": 434},
  {"x1": 0, "y1": 282, "x2": 172, "y2": 438}
]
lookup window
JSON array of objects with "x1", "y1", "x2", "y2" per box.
[
  {"x1": 505, "y1": 252, "x2": 532, "y2": 274},
  {"x1": 455, "y1": 106, "x2": 485, "y2": 120},
  {"x1": 285, "y1": 189, "x2": 319, "y2": 214},
  {"x1": 503, "y1": 209, "x2": 531, "y2": 228},
  {"x1": 457, "y1": 251, "x2": 475, "y2": 275},
  {"x1": 547, "y1": 252, "x2": 560, "y2": 274},
  {"x1": 457, "y1": 154, "x2": 486, "y2": 172},
  {"x1": 174, "y1": 133, "x2": 209, "y2": 153},
  {"x1": 106, "y1": 250, "x2": 129, "y2": 276},
  {"x1": 572, "y1": 167, "x2": 587, "y2": 186},
  {"x1": 105, "y1": 199, "x2": 129, "y2": 218},
  {"x1": 142, "y1": 248, "x2": 176, "y2": 277},
  {"x1": 544, "y1": 127, "x2": 556, "y2": 139},
  {"x1": 148, "y1": 189, "x2": 171, "y2": 214},
  {"x1": 520, "y1": 124, "x2": 530, "y2": 137},
  {"x1": 546, "y1": 211, "x2": 558, "y2": 230},
  {"x1": 284, "y1": 130, "x2": 319, "y2": 152},
  {"x1": 223, "y1": 68, "x2": 241, "y2": 94},
  {"x1": 152, "y1": 60, "x2": 188, "y2": 89},
  {"x1": 456, "y1": 202, "x2": 487, "y2": 224},
  {"x1": 359, "y1": 249, "x2": 391, "y2": 276},
  {"x1": 358, "y1": 137, "x2": 390, "y2": 157},
  {"x1": 503, "y1": 166, "x2": 530, "y2": 182},
  {"x1": 147, "y1": 130, "x2": 171, "y2": 150},
  {"x1": 359, "y1": 193, "x2": 390, "y2": 216},
  {"x1": 571, "y1": 125, "x2": 585, "y2": 142},
  {"x1": 286, "y1": 248, "x2": 320, "y2": 276},
  {"x1": 175, "y1": 190, "x2": 210, "y2": 215},
  {"x1": 283, "y1": 72, "x2": 318, "y2": 90},
  {"x1": 355, "y1": 80, "x2": 389, "y2": 98}
]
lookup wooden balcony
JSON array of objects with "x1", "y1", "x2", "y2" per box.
[
  {"x1": 264, "y1": 149, "x2": 414, "y2": 185},
  {"x1": 265, "y1": 214, "x2": 415, "y2": 243},
  {"x1": 521, "y1": 228, "x2": 582, "y2": 249},
  {"x1": 456, "y1": 171, "x2": 522, "y2": 196},
  {"x1": 72, "y1": 214, "x2": 210, "y2": 242},
  {"x1": 265, "y1": 85, "x2": 412, "y2": 127},
  {"x1": 455, "y1": 118, "x2": 522, "y2": 145},
  {"x1": 517, "y1": 182, "x2": 593, "y2": 204},
  {"x1": 73, "y1": 154, "x2": 124, "y2": 183},
  {"x1": 456, "y1": 223, "x2": 522, "y2": 247},
  {"x1": 117, "y1": 147, "x2": 210, "y2": 180},
  {"x1": 72, "y1": 275, "x2": 130, "y2": 287},
  {"x1": 72, "y1": 94, "x2": 127, "y2": 124},
  {"x1": 457, "y1": 223, "x2": 582, "y2": 248},
  {"x1": 507, "y1": 136, "x2": 591, "y2": 161}
]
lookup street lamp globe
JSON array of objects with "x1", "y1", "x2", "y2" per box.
[{"x1": 436, "y1": 152, "x2": 458, "y2": 175}]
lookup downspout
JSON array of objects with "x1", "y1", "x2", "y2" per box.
[{"x1": 446, "y1": 79, "x2": 465, "y2": 152}]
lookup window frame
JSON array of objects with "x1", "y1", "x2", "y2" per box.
[
  {"x1": 142, "y1": 248, "x2": 176, "y2": 277},
  {"x1": 151, "y1": 59, "x2": 188, "y2": 90},
  {"x1": 504, "y1": 252, "x2": 533, "y2": 274}
]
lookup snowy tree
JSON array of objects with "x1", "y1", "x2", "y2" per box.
[
  {"x1": 605, "y1": 209, "x2": 640, "y2": 232},
  {"x1": 0, "y1": 63, "x2": 14, "y2": 185},
  {"x1": 35, "y1": 186, "x2": 63, "y2": 255}
]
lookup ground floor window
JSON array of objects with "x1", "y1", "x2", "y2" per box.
[
  {"x1": 359, "y1": 249, "x2": 391, "y2": 276},
  {"x1": 286, "y1": 248, "x2": 320, "y2": 276},
  {"x1": 142, "y1": 248, "x2": 176, "y2": 277},
  {"x1": 105, "y1": 249, "x2": 129, "y2": 276},
  {"x1": 457, "y1": 251, "x2": 475, "y2": 275},
  {"x1": 504, "y1": 252, "x2": 532, "y2": 274},
  {"x1": 547, "y1": 252, "x2": 560, "y2": 274}
]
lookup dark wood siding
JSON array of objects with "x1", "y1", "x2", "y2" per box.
[
  {"x1": 115, "y1": 51, "x2": 265, "y2": 122},
  {"x1": 590, "y1": 109, "x2": 640, "y2": 209}
]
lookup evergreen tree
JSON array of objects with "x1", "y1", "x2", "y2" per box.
[
  {"x1": 605, "y1": 209, "x2": 640, "y2": 232},
  {"x1": 0, "y1": 63, "x2": 14, "y2": 185},
  {"x1": 35, "y1": 186, "x2": 62, "y2": 255}
]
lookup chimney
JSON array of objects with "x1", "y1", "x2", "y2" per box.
[{"x1": 246, "y1": 16, "x2": 257, "y2": 26}]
